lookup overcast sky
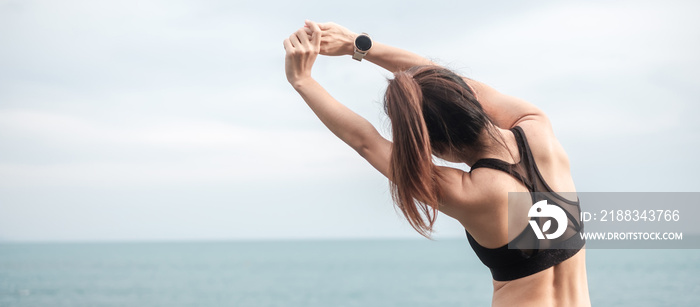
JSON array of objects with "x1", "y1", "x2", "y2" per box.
[{"x1": 1, "y1": 0, "x2": 698, "y2": 242}]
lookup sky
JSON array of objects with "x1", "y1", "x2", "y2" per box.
[{"x1": 1, "y1": 0, "x2": 699, "y2": 242}]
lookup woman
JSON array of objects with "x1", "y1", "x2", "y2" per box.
[{"x1": 284, "y1": 20, "x2": 590, "y2": 306}]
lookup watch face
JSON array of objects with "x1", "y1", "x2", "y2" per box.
[{"x1": 355, "y1": 35, "x2": 372, "y2": 52}]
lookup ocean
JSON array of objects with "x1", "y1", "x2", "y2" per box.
[{"x1": 1, "y1": 239, "x2": 698, "y2": 306}]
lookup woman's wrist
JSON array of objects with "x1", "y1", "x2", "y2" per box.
[
  {"x1": 346, "y1": 40, "x2": 354, "y2": 56},
  {"x1": 345, "y1": 32, "x2": 359, "y2": 56},
  {"x1": 291, "y1": 76, "x2": 316, "y2": 91}
]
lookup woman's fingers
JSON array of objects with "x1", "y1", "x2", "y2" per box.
[
  {"x1": 283, "y1": 38, "x2": 292, "y2": 52},
  {"x1": 295, "y1": 28, "x2": 310, "y2": 45},
  {"x1": 303, "y1": 27, "x2": 318, "y2": 43},
  {"x1": 288, "y1": 32, "x2": 301, "y2": 48},
  {"x1": 306, "y1": 20, "x2": 332, "y2": 30},
  {"x1": 283, "y1": 21, "x2": 323, "y2": 55},
  {"x1": 308, "y1": 21, "x2": 322, "y2": 47},
  {"x1": 318, "y1": 22, "x2": 333, "y2": 30}
]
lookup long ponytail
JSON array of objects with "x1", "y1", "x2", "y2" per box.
[
  {"x1": 384, "y1": 71, "x2": 441, "y2": 238},
  {"x1": 384, "y1": 65, "x2": 507, "y2": 238}
]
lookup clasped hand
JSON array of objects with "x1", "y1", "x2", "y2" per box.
[
  {"x1": 283, "y1": 20, "x2": 322, "y2": 87},
  {"x1": 284, "y1": 21, "x2": 359, "y2": 87}
]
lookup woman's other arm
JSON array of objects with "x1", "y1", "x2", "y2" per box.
[
  {"x1": 285, "y1": 22, "x2": 392, "y2": 178},
  {"x1": 306, "y1": 21, "x2": 548, "y2": 129},
  {"x1": 304, "y1": 21, "x2": 434, "y2": 72},
  {"x1": 463, "y1": 79, "x2": 548, "y2": 129},
  {"x1": 291, "y1": 79, "x2": 392, "y2": 178}
]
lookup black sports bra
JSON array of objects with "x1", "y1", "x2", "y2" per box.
[{"x1": 465, "y1": 126, "x2": 585, "y2": 281}]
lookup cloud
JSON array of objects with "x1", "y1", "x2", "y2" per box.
[
  {"x1": 1, "y1": 0, "x2": 698, "y2": 241},
  {"x1": 440, "y1": 1, "x2": 699, "y2": 76},
  {"x1": 425, "y1": 1, "x2": 700, "y2": 140},
  {"x1": 0, "y1": 110, "x2": 369, "y2": 188}
]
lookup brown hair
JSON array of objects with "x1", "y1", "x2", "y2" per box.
[{"x1": 384, "y1": 65, "x2": 499, "y2": 237}]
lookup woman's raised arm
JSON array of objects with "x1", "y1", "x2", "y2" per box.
[
  {"x1": 285, "y1": 22, "x2": 393, "y2": 179},
  {"x1": 304, "y1": 21, "x2": 434, "y2": 72},
  {"x1": 305, "y1": 21, "x2": 549, "y2": 130}
]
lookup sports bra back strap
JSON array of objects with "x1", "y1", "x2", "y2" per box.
[
  {"x1": 511, "y1": 126, "x2": 537, "y2": 175},
  {"x1": 470, "y1": 158, "x2": 534, "y2": 191}
]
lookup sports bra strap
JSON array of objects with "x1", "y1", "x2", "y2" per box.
[
  {"x1": 470, "y1": 158, "x2": 533, "y2": 191},
  {"x1": 470, "y1": 126, "x2": 534, "y2": 192}
]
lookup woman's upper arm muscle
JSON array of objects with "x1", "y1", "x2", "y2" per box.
[
  {"x1": 356, "y1": 133, "x2": 392, "y2": 179},
  {"x1": 434, "y1": 166, "x2": 493, "y2": 211},
  {"x1": 463, "y1": 78, "x2": 548, "y2": 129}
]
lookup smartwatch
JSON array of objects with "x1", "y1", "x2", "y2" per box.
[{"x1": 353, "y1": 33, "x2": 372, "y2": 61}]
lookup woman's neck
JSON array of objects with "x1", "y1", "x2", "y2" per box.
[{"x1": 464, "y1": 127, "x2": 518, "y2": 166}]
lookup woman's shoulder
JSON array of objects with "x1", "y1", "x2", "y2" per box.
[
  {"x1": 515, "y1": 118, "x2": 575, "y2": 194},
  {"x1": 515, "y1": 117, "x2": 561, "y2": 161}
]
